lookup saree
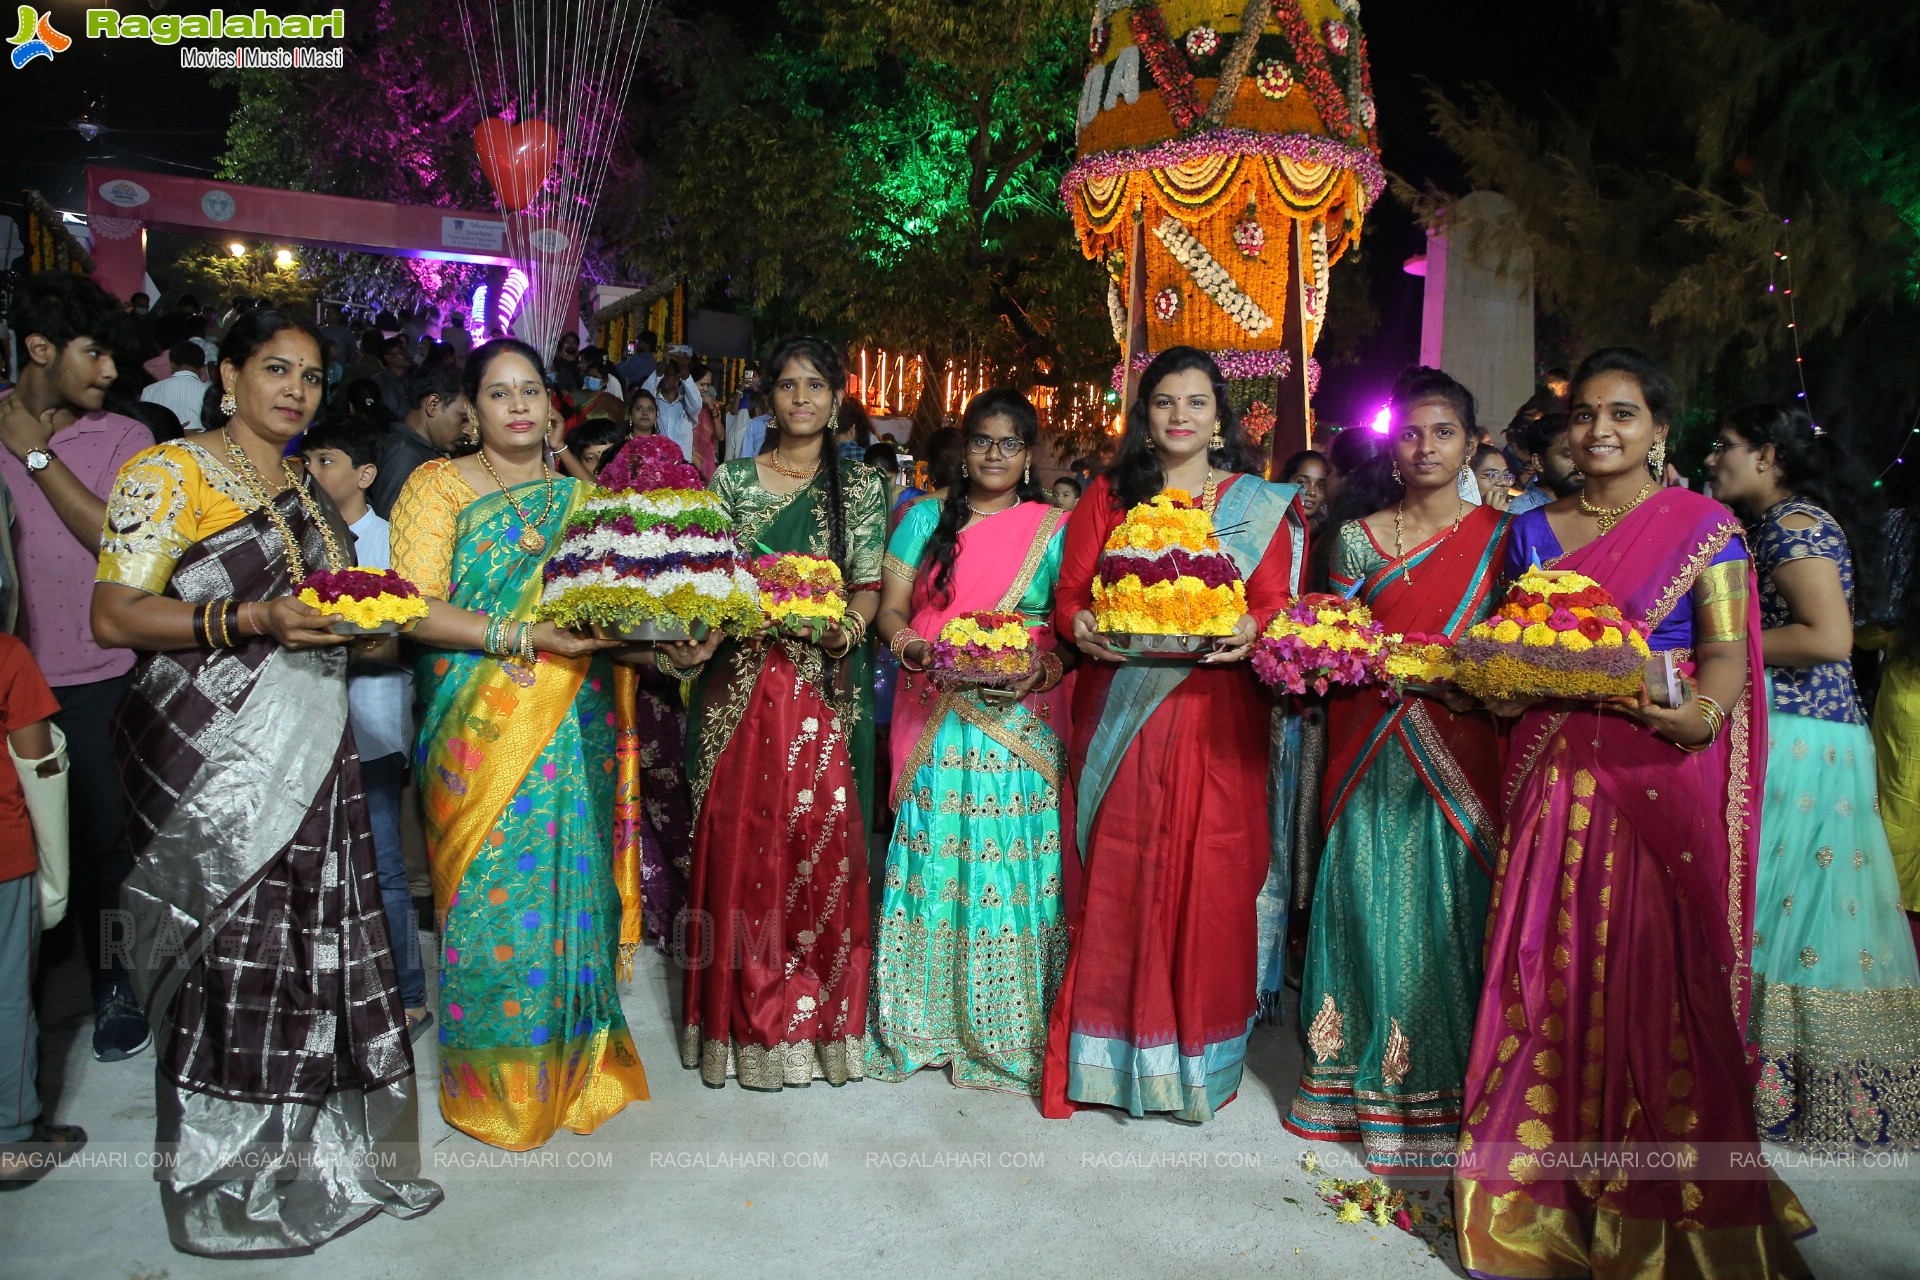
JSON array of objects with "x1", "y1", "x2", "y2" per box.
[
  {"x1": 680, "y1": 457, "x2": 887, "y2": 1088},
  {"x1": 107, "y1": 442, "x2": 440, "y2": 1257},
  {"x1": 864, "y1": 500, "x2": 1073, "y2": 1093},
  {"x1": 1285, "y1": 505, "x2": 1510, "y2": 1170},
  {"x1": 1040, "y1": 474, "x2": 1303, "y2": 1122},
  {"x1": 396, "y1": 460, "x2": 649, "y2": 1151},
  {"x1": 614, "y1": 662, "x2": 695, "y2": 948},
  {"x1": 1454, "y1": 491, "x2": 1813, "y2": 1280}
]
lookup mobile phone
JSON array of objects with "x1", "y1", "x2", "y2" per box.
[{"x1": 1646, "y1": 651, "x2": 1684, "y2": 707}]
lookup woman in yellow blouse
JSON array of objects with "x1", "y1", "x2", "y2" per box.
[
  {"x1": 391, "y1": 336, "x2": 649, "y2": 1150},
  {"x1": 89, "y1": 309, "x2": 441, "y2": 1258}
]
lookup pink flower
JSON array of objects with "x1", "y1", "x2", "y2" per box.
[{"x1": 1547, "y1": 607, "x2": 1581, "y2": 632}]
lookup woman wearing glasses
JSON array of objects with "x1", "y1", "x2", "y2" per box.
[
  {"x1": 1707, "y1": 403, "x2": 1920, "y2": 1153},
  {"x1": 1040, "y1": 348, "x2": 1306, "y2": 1122},
  {"x1": 866, "y1": 390, "x2": 1075, "y2": 1094}
]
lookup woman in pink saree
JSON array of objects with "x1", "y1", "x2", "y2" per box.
[
  {"x1": 866, "y1": 390, "x2": 1076, "y2": 1093},
  {"x1": 1454, "y1": 350, "x2": 1813, "y2": 1279}
]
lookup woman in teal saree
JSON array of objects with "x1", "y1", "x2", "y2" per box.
[{"x1": 393, "y1": 339, "x2": 649, "y2": 1150}]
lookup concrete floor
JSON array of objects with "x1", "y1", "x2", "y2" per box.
[{"x1": 7, "y1": 940, "x2": 1917, "y2": 1280}]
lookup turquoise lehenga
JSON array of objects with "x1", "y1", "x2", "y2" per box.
[
  {"x1": 1747, "y1": 498, "x2": 1920, "y2": 1150},
  {"x1": 864, "y1": 500, "x2": 1073, "y2": 1093}
]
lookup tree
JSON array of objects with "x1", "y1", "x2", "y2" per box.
[
  {"x1": 1406, "y1": 0, "x2": 1920, "y2": 452},
  {"x1": 636, "y1": 1, "x2": 1111, "y2": 436}
]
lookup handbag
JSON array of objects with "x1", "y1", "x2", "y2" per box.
[{"x1": 9, "y1": 723, "x2": 70, "y2": 928}]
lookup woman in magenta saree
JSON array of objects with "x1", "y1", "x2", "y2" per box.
[{"x1": 1454, "y1": 350, "x2": 1811, "y2": 1279}]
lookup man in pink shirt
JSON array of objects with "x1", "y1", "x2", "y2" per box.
[{"x1": 0, "y1": 272, "x2": 155, "y2": 1061}]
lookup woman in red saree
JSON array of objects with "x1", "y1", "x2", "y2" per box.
[
  {"x1": 1454, "y1": 349, "x2": 1812, "y2": 1278},
  {"x1": 1041, "y1": 348, "x2": 1304, "y2": 1122},
  {"x1": 1284, "y1": 367, "x2": 1511, "y2": 1171},
  {"x1": 661, "y1": 337, "x2": 888, "y2": 1090}
]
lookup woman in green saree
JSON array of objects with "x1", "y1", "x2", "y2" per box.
[
  {"x1": 393, "y1": 338, "x2": 649, "y2": 1150},
  {"x1": 662, "y1": 337, "x2": 887, "y2": 1090}
]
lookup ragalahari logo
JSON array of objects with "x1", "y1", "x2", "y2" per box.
[{"x1": 8, "y1": 6, "x2": 70, "y2": 67}]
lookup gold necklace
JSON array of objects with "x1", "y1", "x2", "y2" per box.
[
  {"x1": 766, "y1": 450, "x2": 820, "y2": 479},
  {"x1": 1393, "y1": 492, "x2": 1467, "y2": 584},
  {"x1": 222, "y1": 431, "x2": 345, "y2": 585},
  {"x1": 1578, "y1": 480, "x2": 1654, "y2": 536},
  {"x1": 477, "y1": 447, "x2": 555, "y2": 554}
]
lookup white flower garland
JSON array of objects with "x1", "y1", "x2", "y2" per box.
[
  {"x1": 1107, "y1": 279, "x2": 1127, "y2": 343},
  {"x1": 1307, "y1": 220, "x2": 1330, "y2": 330},
  {"x1": 1151, "y1": 216, "x2": 1273, "y2": 336}
]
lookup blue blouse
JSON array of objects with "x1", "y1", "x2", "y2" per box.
[
  {"x1": 1752, "y1": 499, "x2": 1865, "y2": 725},
  {"x1": 1503, "y1": 506, "x2": 1748, "y2": 653}
]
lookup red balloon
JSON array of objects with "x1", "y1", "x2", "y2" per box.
[{"x1": 473, "y1": 117, "x2": 558, "y2": 213}]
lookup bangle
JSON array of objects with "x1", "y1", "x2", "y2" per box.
[
  {"x1": 241, "y1": 600, "x2": 258, "y2": 638},
  {"x1": 218, "y1": 599, "x2": 240, "y2": 648},
  {"x1": 192, "y1": 600, "x2": 211, "y2": 648},
  {"x1": 823, "y1": 625, "x2": 854, "y2": 659},
  {"x1": 552, "y1": 443, "x2": 570, "y2": 456},
  {"x1": 655, "y1": 649, "x2": 704, "y2": 681},
  {"x1": 1036, "y1": 650, "x2": 1064, "y2": 693},
  {"x1": 890, "y1": 627, "x2": 926, "y2": 671},
  {"x1": 518, "y1": 621, "x2": 536, "y2": 665},
  {"x1": 843, "y1": 611, "x2": 868, "y2": 645}
]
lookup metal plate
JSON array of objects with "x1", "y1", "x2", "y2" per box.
[
  {"x1": 329, "y1": 620, "x2": 400, "y2": 636},
  {"x1": 1103, "y1": 632, "x2": 1223, "y2": 659}
]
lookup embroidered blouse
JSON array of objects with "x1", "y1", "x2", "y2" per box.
[
  {"x1": 1753, "y1": 498, "x2": 1865, "y2": 725},
  {"x1": 709, "y1": 457, "x2": 887, "y2": 592},
  {"x1": 97, "y1": 439, "x2": 271, "y2": 594}
]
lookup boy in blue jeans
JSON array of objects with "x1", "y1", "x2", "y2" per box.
[{"x1": 302, "y1": 418, "x2": 430, "y2": 1037}]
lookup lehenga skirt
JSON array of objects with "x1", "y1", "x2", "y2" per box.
[
  {"x1": 1749, "y1": 710, "x2": 1920, "y2": 1150},
  {"x1": 1284, "y1": 744, "x2": 1490, "y2": 1170}
]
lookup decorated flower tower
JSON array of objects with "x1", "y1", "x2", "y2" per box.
[{"x1": 1066, "y1": 0, "x2": 1383, "y2": 461}]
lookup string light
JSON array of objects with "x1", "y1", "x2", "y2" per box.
[
  {"x1": 1769, "y1": 217, "x2": 1817, "y2": 426},
  {"x1": 1872, "y1": 407, "x2": 1920, "y2": 489}
]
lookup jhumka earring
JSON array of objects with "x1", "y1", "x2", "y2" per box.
[
  {"x1": 1209, "y1": 424, "x2": 1224, "y2": 451},
  {"x1": 1649, "y1": 439, "x2": 1667, "y2": 477}
]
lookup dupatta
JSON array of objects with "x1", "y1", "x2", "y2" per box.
[
  {"x1": 415, "y1": 479, "x2": 636, "y2": 945},
  {"x1": 1322, "y1": 504, "x2": 1511, "y2": 874},
  {"x1": 1506, "y1": 489, "x2": 1766, "y2": 1033},
  {"x1": 889, "y1": 502, "x2": 1069, "y2": 808},
  {"x1": 1075, "y1": 476, "x2": 1298, "y2": 853}
]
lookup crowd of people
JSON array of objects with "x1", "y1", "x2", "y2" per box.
[{"x1": 0, "y1": 266, "x2": 1916, "y2": 1278}]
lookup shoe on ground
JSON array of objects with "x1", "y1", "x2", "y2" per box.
[
  {"x1": 407, "y1": 1009, "x2": 435, "y2": 1043},
  {"x1": 93, "y1": 984, "x2": 153, "y2": 1062},
  {"x1": 0, "y1": 1122, "x2": 88, "y2": 1191}
]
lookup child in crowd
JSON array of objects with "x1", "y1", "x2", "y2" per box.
[
  {"x1": 571, "y1": 418, "x2": 631, "y2": 479},
  {"x1": 301, "y1": 417, "x2": 430, "y2": 1037},
  {"x1": 0, "y1": 634, "x2": 85, "y2": 1189}
]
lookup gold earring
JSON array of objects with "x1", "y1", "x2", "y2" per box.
[
  {"x1": 1023, "y1": 460, "x2": 1031, "y2": 484},
  {"x1": 219, "y1": 390, "x2": 237, "y2": 417},
  {"x1": 1391, "y1": 462, "x2": 1403, "y2": 486},
  {"x1": 1209, "y1": 424, "x2": 1224, "y2": 450},
  {"x1": 1649, "y1": 440, "x2": 1667, "y2": 477}
]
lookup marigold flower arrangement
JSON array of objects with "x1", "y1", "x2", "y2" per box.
[
  {"x1": 1382, "y1": 631, "x2": 1456, "y2": 690},
  {"x1": 537, "y1": 436, "x2": 761, "y2": 636},
  {"x1": 1253, "y1": 59, "x2": 1295, "y2": 100},
  {"x1": 930, "y1": 610, "x2": 1036, "y2": 692},
  {"x1": 752, "y1": 552, "x2": 847, "y2": 629},
  {"x1": 1450, "y1": 568, "x2": 1652, "y2": 701},
  {"x1": 298, "y1": 567, "x2": 429, "y2": 631},
  {"x1": 1093, "y1": 490, "x2": 1246, "y2": 637},
  {"x1": 1251, "y1": 593, "x2": 1387, "y2": 695}
]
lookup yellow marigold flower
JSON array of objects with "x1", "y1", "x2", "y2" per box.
[
  {"x1": 1492, "y1": 619, "x2": 1522, "y2": 644},
  {"x1": 1522, "y1": 623, "x2": 1556, "y2": 647},
  {"x1": 1595, "y1": 628, "x2": 1623, "y2": 648},
  {"x1": 1561, "y1": 632, "x2": 1594, "y2": 653}
]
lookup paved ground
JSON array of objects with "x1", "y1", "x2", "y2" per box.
[{"x1": 8, "y1": 941, "x2": 1916, "y2": 1279}]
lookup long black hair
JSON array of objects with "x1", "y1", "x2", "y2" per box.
[
  {"x1": 1723, "y1": 401, "x2": 1883, "y2": 613},
  {"x1": 923, "y1": 389, "x2": 1046, "y2": 607},
  {"x1": 1106, "y1": 346, "x2": 1262, "y2": 510},
  {"x1": 764, "y1": 336, "x2": 851, "y2": 573},
  {"x1": 203, "y1": 308, "x2": 325, "y2": 432}
]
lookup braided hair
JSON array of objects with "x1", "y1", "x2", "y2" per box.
[
  {"x1": 922, "y1": 389, "x2": 1046, "y2": 608},
  {"x1": 764, "y1": 336, "x2": 851, "y2": 573}
]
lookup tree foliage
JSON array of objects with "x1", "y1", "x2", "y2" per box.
[
  {"x1": 635, "y1": 0, "x2": 1110, "y2": 420},
  {"x1": 1405, "y1": 0, "x2": 1920, "y2": 445}
]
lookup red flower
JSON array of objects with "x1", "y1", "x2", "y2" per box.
[{"x1": 1577, "y1": 615, "x2": 1609, "y2": 642}]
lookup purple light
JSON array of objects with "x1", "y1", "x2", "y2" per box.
[
  {"x1": 496, "y1": 268, "x2": 530, "y2": 334},
  {"x1": 1368, "y1": 403, "x2": 1393, "y2": 435},
  {"x1": 468, "y1": 285, "x2": 490, "y2": 342}
]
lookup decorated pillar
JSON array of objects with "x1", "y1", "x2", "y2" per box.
[{"x1": 1065, "y1": 0, "x2": 1383, "y2": 460}]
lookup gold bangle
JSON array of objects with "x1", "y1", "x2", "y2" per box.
[
  {"x1": 889, "y1": 626, "x2": 925, "y2": 670},
  {"x1": 824, "y1": 625, "x2": 854, "y2": 659}
]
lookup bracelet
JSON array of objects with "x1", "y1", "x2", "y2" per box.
[
  {"x1": 552, "y1": 443, "x2": 570, "y2": 456},
  {"x1": 655, "y1": 649, "x2": 705, "y2": 682},
  {"x1": 889, "y1": 626, "x2": 926, "y2": 671},
  {"x1": 1036, "y1": 650, "x2": 1064, "y2": 694},
  {"x1": 241, "y1": 600, "x2": 259, "y2": 639},
  {"x1": 823, "y1": 625, "x2": 854, "y2": 660}
]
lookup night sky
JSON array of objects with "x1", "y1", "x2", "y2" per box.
[{"x1": 2, "y1": 0, "x2": 1602, "y2": 421}]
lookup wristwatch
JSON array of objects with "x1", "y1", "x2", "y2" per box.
[{"x1": 23, "y1": 448, "x2": 54, "y2": 475}]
